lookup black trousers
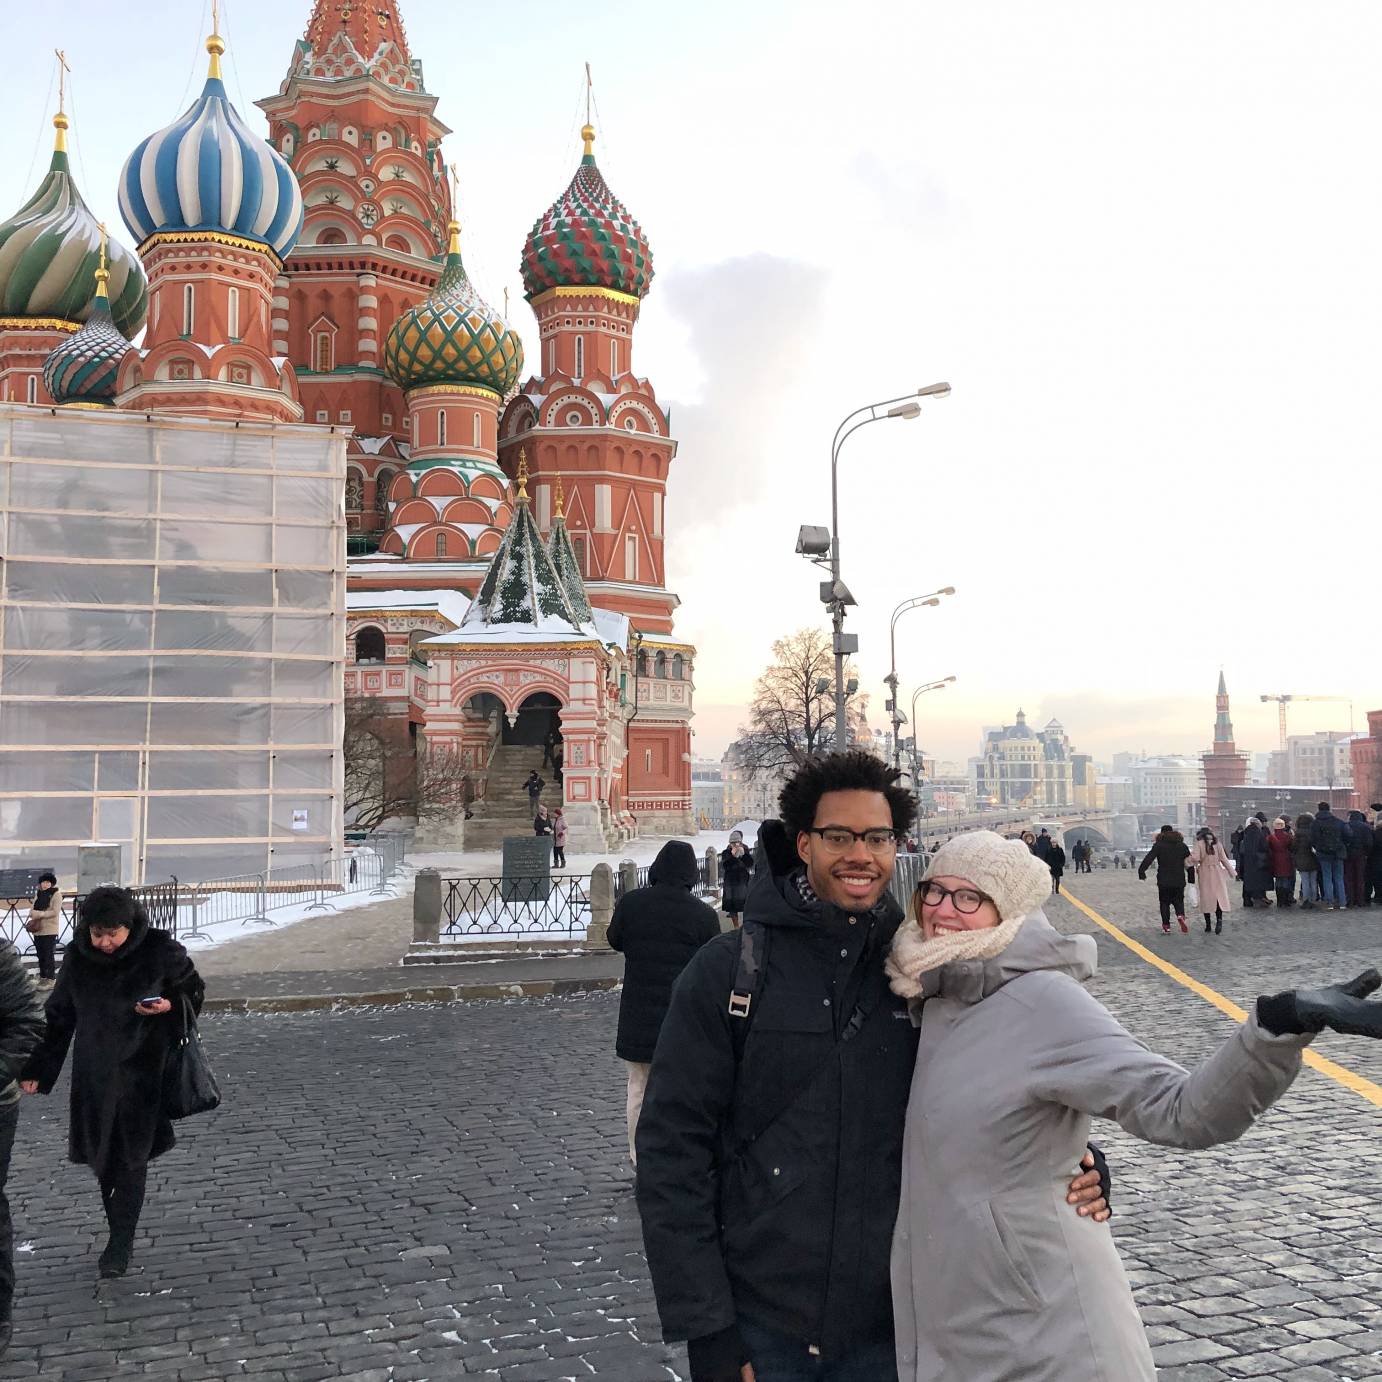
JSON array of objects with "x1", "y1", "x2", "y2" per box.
[
  {"x1": 98, "y1": 1161, "x2": 148, "y2": 1250},
  {"x1": 553, "y1": 846, "x2": 566, "y2": 868},
  {"x1": 1157, "y1": 885, "x2": 1186, "y2": 922},
  {"x1": 32, "y1": 935, "x2": 57, "y2": 980},
  {"x1": 0, "y1": 1100, "x2": 16, "y2": 1320}
]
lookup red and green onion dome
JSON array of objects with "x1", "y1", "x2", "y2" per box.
[
  {"x1": 42, "y1": 252, "x2": 129, "y2": 407},
  {"x1": 520, "y1": 126, "x2": 653, "y2": 301},
  {"x1": 0, "y1": 116, "x2": 148, "y2": 337},
  {"x1": 384, "y1": 222, "x2": 523, "y2": 396}
]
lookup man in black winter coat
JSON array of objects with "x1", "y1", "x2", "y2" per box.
[
  {"x1": 635, "y1": 753, "x2": 1109, "y2": 1382},
  {"x1": 608, "y1": 841, "x2": 719, "y2": 1165},
  {"x1": 0, "y1": 941, "x2": 45, "y2": 1356},
  {"x1": 1138, "y1": 824, "x2": 1191, "y2": 933}
]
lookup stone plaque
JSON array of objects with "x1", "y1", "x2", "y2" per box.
[{"x1": 502, "y1": 836, "x2": 553, "y2": 903}]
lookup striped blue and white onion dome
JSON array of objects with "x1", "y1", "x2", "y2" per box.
[{"x1": 118, "y1": 32, "x2": 304, "y2": 261}]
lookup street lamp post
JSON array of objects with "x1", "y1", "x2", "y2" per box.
[
  {"x1": 806, "y1": 381, "x2": 950, "y2": 749},
  {"x1": 885, "y1": 588, "x2": 955, "y2": 769},
  {"x1": 907, "y1": 676, "x2": 956, "y2": 795}
]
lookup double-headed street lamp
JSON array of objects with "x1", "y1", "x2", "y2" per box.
[
  {"x1": 796, "y1": 381, "x2": 951, "y2": 748},
  {"x1": 905, "y1": 676, "x2": 956, "y2": 795},
  {"x1": 885, "y1": 588, "x2": 955, "y2": 769}
]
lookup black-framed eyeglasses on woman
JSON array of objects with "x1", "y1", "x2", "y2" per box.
[
  {"x1": 917, "y1": 881, "x2": 992, "y2": 914},
  {"x1": 806, "y1": 827, "x2": 899, "y2": 854}
]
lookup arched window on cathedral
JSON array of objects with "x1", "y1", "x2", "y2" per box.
[
  {"x1": 572, "y1": 534, "x2": 588, "y2": 576},
  {"x1": 574, "y1": 335, "x2": 585, "y2": 379},
  {"x1": 437, "y1": 411, "x2": 447, "y2": 447},
  {"x1": 26, "y1": 376, "x2": 37, "y2": 405},
  {"x1": 654, "y1": 650, "x2": 667, "y2": 679},
  {"x1": 182, "y1": 284, "x2": 195, "y2": 337},
  {"x1": 227, "y1": 288, "x2": 240, "y2": 341},
  {"x1": 375, "y1": 469, "x2": 395, "y2": 513},
  {"x1": 610, "y1": 339, "x2": 619, "y2": 377},
  {"x1": 355, "y1": 626, "x2": 386, "y2": 663},
  {"x1": 319, "y1": 228, "x2": 347, "y2": 246},
  {"x1": 435, "y1": 531, "x2": 449, "y2": 558},
  {"x1": 636, "y1": 648, "x2": 649, "y2": 677},
  {"x1": 345, "y1": 471, "x2": 363, "y2": 512},
  {"x1": 672, "y1": 653, "x2": 684, "y2": 681},
  {"x1": 472, "y1": 413, "x2": 481, "y2": 448},
  {"x1": 316, "y1": 332, "x2": 333, "y2": 373}
]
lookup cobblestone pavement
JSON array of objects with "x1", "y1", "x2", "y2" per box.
[{"x1": 5, "y1": 870, "x2": 1381, "y2": 1380}]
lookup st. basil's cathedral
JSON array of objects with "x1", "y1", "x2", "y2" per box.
[{"x1": 0, "y1": 0, "x2": 695, "y2": 854}]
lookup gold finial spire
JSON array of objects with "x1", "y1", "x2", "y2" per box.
[
  {"x1": 446, "y1": 163, "x2": 461, "y2": 254},
  {"x1": 95, "y1": 223, "x2": 110, "y2": 300},
  {"x1": 582, "y1": 62, "x2": 595, "y2": 157},
  {"x1": 553, "y1": 472, "x2": 565, "y2": 520},
  {"x1": 447, "y1": 220, "x2": 461, "y2": 256},
  {"x1": 53, "y1": 50, "x2": 71, "y2": 151},
  {"x1": 207, "y1": 0, "x2": 226, "y2": 80},
  {"x1": 516, "y1": 447, "x2": 529, "y2": 502}
]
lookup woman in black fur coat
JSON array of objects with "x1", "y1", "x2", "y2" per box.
[{"x1": 21, "y1": 886, "x2": 204, "y2": 1278}]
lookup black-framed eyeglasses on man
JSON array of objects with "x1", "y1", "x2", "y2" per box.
[{"x1": 806, "y1": 826, "x2": 900, "y2": 854}]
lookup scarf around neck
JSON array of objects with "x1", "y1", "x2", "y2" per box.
[{"x1": 886, "y1": 911, "x2": 1027, "y2": 999}]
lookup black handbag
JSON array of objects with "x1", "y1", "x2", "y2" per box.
[{"x1": 162, "y1": 993, "x2": 221, "y2": 1120}]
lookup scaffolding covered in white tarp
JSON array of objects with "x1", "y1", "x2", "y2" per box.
[{"x1": 0, "y1": 404, "x2": 347, "y2": 884}]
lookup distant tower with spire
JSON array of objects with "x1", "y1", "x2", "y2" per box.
[{"x1": 1202, "y1": 671, "x2": 1248, "y2": 837}]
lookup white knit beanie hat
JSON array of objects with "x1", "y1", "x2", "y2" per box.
[
  {"x1": 924, "y1": 831, "x2": 1053, "y2": 923},
  {"x1": 887, "y1": 832, "x2": 1053, "y2": 997}
]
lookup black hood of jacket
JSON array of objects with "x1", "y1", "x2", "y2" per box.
[
  {"x1": 73, "y1": 910, "x2": 152, "y2": 967},
  {"x1": 648, "y1": 840, "x2": 698, "y2": 889}
]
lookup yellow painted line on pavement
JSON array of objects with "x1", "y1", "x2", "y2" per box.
[{"x1": 1060, "y1": 887, "x2": 1382, "y2": 1110}]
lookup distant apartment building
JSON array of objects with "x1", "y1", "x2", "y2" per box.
[
  {"x1": 971, "y1": 710, "x2": 1076, "y2": 809},
  {"x1": 691, "y1": 757, "x2": 726, "y2": 830},
  {"x1": 1098, "y1": 777, "x2": 1136, "y2": 811},
  {"x1": 1283, "y1": 731, "x2": 1359, "y2": 789},
  {"x1": 1072, "y1": 754, "x2": 1104, "y2": 809},
  {"x1": 1132, "y1": 755, "x2": 1205, "y2": 809},
  {"x1": 720, "y1": 743, "x2": 787, "y2": 825}
]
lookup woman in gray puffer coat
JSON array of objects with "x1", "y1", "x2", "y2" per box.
[{"x1": 886, "y1": 831, "x2": 1382, "y2": 1382}]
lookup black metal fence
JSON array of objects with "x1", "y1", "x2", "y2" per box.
[
  {"x1": 0, "y1": 878, "x2": 181, "y2": 957},
  {"x1": 612, "y1": 857, "x2": 717, "y2": 903},
  {"x1": 440, "y1": 875, "x2": 590, "y2": 939}
]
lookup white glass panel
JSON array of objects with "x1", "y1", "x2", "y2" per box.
[
  {"x1": 272, "y1": 751, "x2": 333, "y2": 790},
  {"x1": 274, "y1": 613, "x2": 335, "y2": 655},
  {"x1": 271, "y1": 795, "x2": 331, "y2": 837},
  {"x1": 273, "y1": 660, "x2": 333, "y2": 697},
  {"x1": 8, "y1": 464, "x2": 157, "y2": 515},
  {"x1": 162, "y1": 471, "x2": 272, "y2": 518},
  {"x1": 157, "y1": 567, "x2": 273, "y2": 608},
  {"x1": 275, "y1": 525, "x2": 336, "y2": 567},
  {"x1": 0, "y1": 751, "x2": 94, "y2": 792},
  {"x1": 272, "y1": 705, "x2": 334, "y2": 744},
  {"x1": 276, "y1": 570, "x2": 333, "y2": 610},
  {"x1": 3, "y1": 606, "x2": 153, "y2": 651},
  {"x1": 149, "y1": 702, "x2": 270, "y2": 745},
  {"x1": 0, "y1": 701, "x2": 148, "y2": 745},
  {"x1": 154, "y1": 611, "x2": 272, "y2": 652},
  {"x1": 5, "y1": 562, "x2": 155, "y2": 605},
  {"x1": 146, "y1": 842, "x2": 267, "y2": 880},
  {"x1": 164, "y1": 429, "x2": 270, "y2": 470},
  {"x1": 2, "y1": 654, "x2": 150, "y2": 698},
  {"x1": 274, "y1": 435, "x2": 338, "y2": 473},
  {"x1": 150, "y1": 750, "x2": 270, "y2": 791},
  {"x1": 275, "y1": 475, "x2": 337, "y2": 522},
  {"x1": 146, "y1": 794, "x2": 269, "y2": 839},
  {"x1": 96, "y1": 797, "x2": 137, "y2": 841},
  {"x1": 159, "y1": 520, "x2": 271, "y2": 564},
  {"x1": 8, "y1": 513, "x2": 156, "y2": 560},
  {"x1": 0, "y1": 796, "x2": 94, "y2": 841},
  {"x1": 151, "y1": 656, "x2": 272, "y2": 699},
  {"x1": 11, "y1": 416, "x2": 156, "y2": 465},
  {"x1": 96, "y1": 753, "x2": 141, "y2": 791}
]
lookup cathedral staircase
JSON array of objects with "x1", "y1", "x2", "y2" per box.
[{"x1": 464, "y1": 744, "x2": 558, "y2": 851}]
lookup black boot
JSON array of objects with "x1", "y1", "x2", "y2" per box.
[
  {"x1": 98, "y1": 1235, "x2": 132, "y2": 1279},
  {"x1": 1204, "y1": 916, "x2": 1212, "y2": 932},
  {"x1": 1215, "y1": 917, "x2": 1223, "y2": 934}
]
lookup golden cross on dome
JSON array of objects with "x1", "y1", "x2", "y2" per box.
[
  {"x1": 94, "y1": 223, "x2": 110, "y2": 297},
  {"x1": 583, "y1": 63, "x2": 595, "y2": 156},
  {"x1": 516, "y1": 448, "x2": 530, "y2": 502},
  {"x1": 54, "y1": 49, "x2": 70, "y2": 113}
]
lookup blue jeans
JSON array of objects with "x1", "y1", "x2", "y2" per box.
[
  {"x1": 1299, "y1": 870, "x2": 1319, "y2": 903},
  {"x1": 739, "y1": 1321, "x2": 898, "y2": 1382},
  {"x1": 1319, "y1": 856, "x2": 1345, "y2": 906}
]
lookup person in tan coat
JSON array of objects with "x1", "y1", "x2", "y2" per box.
[
  {"x1": 1188, "y1": 828, "x2": 1235, "y2": 934},
  {"x1": 25, "y1": 873, "x2": 61, "y2": 988}
]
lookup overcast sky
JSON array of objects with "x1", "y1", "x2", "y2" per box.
[{"x1": 5, "y1": 0, "x2": 1380, "y2": 765}]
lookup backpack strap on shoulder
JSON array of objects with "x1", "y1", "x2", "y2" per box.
[{"x1": 728, "y1": 917, "x2": 767, "y2": 1020}]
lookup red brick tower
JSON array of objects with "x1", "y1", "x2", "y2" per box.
[
  {"x1": 1202, "y1": 671, "x2": 1249, "y2": 838},
  {"x1": 256, "y1": 0, "x2": 454, "y2": 532}
]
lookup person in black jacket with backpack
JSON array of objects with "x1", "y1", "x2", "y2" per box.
[
  {"x1": 1313, "y1": 803, "x2": 1348, "y2": 910},
  {"x1": 634, "y1": 753, "x2": 1109, "y2": 1382},
  {"x1": 607, "y1": 841, "x2": 719, "y2": 1165}
]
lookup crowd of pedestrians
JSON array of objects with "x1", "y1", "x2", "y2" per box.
[{"x1": 1226, "y1": 804, "x2": 1382, "y2": 911}]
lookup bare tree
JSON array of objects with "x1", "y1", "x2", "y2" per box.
[
  {"x1": 735, "y1": 627, "x2": 867, "y2": 778},
  {"x1": 344, "y1": 698, "x2": 477, "y2": 830}
]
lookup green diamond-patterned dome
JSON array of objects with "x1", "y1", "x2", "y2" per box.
[{"x1": 383, "y1": 222, "x2": 522, "y2": 396}]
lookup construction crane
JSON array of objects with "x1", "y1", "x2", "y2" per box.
[{"x1": 1259, "y1": 695, "x2": 1354, "y2": 750}]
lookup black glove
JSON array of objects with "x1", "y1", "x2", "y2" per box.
[
  {"x1": 1085, "y1": 1140, "x2": 1112, "y2": 1217},
  {"x1": 1136, "y1": 871, "x2": 1146, "y2": 881},
  {"x1": 1256, "y1": 969, "x2": 1382, "y2": 1037}
]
